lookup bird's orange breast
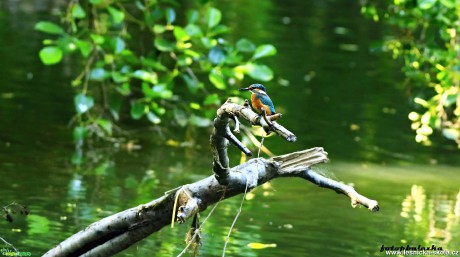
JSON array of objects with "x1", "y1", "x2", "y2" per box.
[{"x1": 251, "y1": 93, "x2": 273, "y2": 115}]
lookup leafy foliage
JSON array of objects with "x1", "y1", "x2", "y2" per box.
[
  {"x1": 361, "y1": 0, "x2": 460, "y2": 147},
  {"x1": 36, "y1": 1, "x2": 277, "y2": 144}
]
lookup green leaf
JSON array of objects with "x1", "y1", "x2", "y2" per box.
[
  {"x1": 208, "y1": 47, "x2": 225, "y2": 64},
  {"x1": 201, "y1": 37, "x2": 217, "y2": 48},
  {"x1": 174, "y1": 26, "x2": 190, "y2": 42},
  {"x1": 186, "y1": 9, "x2": 199, "y2": 24},
  {"x1": 439, "y1": 0, "x2": 455, "y2": 8},
  {"x1": 108, "y1": 6, "x2": 125, "y2": 24},
  {"x1": 147, "y1": 112, "x2": 161, "y2": 124},
  {"x1": 73, "y1": 126, "x2": 88, "y2": 144},
  {"x1": 206, "y1": 7, "x2": 221, "y2": 28},
  {"x1": 132, "y1": 70, "x2": 158, "y2": 84},
  {"x1": 89, "y1": 68, "x2": 108, "y2": 81},
  {"x1": 442, "y1": 128, "x2": 459, "y2": 140},
  {"x1": 35, "y1": 21, "x2": 65, "y2": 35},
  {"x1": 236, "y1": 38, "x2": 256, "y2": 52},
  {"x1": 114, "y1": 37, "x2": 126, "y2": 54},
  {"x1": 182, "y1": 74, "x2": 203, "y2": 94},
  {"x1": 97, "y1": 119, "x2": 112, "y2": 135},
  {"x1": 418, "y1": 0, "x2": 437, "y2": 9},
  {"x1": 209, "y1": 68, "x2": 226, "y2": 90},
  {"x1": 153, "y1": 24, "x2": 166, "y2": 34},
  {"x1": 203, "y1": 93, "x2": 220, "y2": 105},
  {"x1": 39, "y1": 46, "x2": 63, "y2": 65},
  {"x1": 90, "y1": 34, "x2": 105, "y2": 45},
  {"x1": 185, "y1": 24, "x2": 202, "y2": 37},
  {"x1": 165, "y1": 8, "x2": 176, "y2": 24},
  {"x1": 76, "y1": 40, "x2": 92, "y2": 57},
  {"x1": 74, "y1": 94, "x2": 94, "y2": 114},
  {"x1": 252, "y1": 44, "x2": 277, "y2": 60},
  {"x1": 152, "y1": 84, "x2": 173, "y2": 99},
  {"x1": 154, "y1": 38, "x2": 175, "y2": 51},
  {"x1": 445, "y1": 93, "x2": 457, "y2": 106},
  {"x1": 209, "y1": 25, "x2": 229, "y2": 36},
  {"x1": 71, "y1": 3, "x2": 86, "y2": 18},
  {"x1": 131, "y1": 101, "x2": 145, "y2": 119},
  {"x1": 90, "y1": 0, "x2": 102, "y2": 4},
  {"x1": 246, "y1": 63, "x2": 274, "y2": 81}
]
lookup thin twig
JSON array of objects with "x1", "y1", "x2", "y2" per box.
[
  {"x1": 222, "y1": 175, "x2": 250, "y2": 256},
  {"x1": 0, "y1": 237, "x2": 19, "y2": 252}
]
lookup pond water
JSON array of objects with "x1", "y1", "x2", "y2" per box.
[{"x1": 0, "y1": 0, "x2": 459, "y2": 256}]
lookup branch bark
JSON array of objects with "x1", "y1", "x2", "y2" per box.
[{"x1": 44, "y1": 99, "x2": 379, "y2": 257}]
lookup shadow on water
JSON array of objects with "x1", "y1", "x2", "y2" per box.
[{"x1": 0, "y1": 0, "x2": 459, "y2": 256}]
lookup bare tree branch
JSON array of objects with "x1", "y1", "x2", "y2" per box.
[{"x1": 43, "y1": 100, "x2": 379, "y2": 257}]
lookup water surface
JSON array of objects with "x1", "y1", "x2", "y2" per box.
[{"x1": 0, "y1": 0, "x2": 459, "y2": 256}]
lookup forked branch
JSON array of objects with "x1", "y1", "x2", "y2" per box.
[{"x1": 43, "y1": 99, "x2": 379, "y2": 257}]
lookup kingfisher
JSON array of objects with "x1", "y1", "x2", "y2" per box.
[{"x1": 239, "y1": 84, "x2": 276, "y2": 115}]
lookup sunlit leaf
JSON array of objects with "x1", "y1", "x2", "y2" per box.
[
  {"x1": 35, "y1": 21, "x2": 65, "y2": 34},
  {"x1": 418, "y1": 0, "x2": 437, "y2": 9},
  {"x1": 206, "y1": 7, "x2": 221, "y2": 28},
  {"x1": 131, "y1": 101, "x2": 145, "y2": 119},
  {"x1": 90, "y1": 34, "x2": 105, "y2": 45},
  {"x1": 439, "y1": 0, "x2": 455, "y2": 8},
  {"x1": 153, "y1": 24, "x2": 166, "y2": 34},
  {"x1": 252, "y1": 44, "x2": 277, "y2": 60},
  {"x1": 132, "y1": 70, "x2": 158, "y2": 84},
  {"x1": 153, "y1": 84, "x2": 173, "y2": 98},
  {"x1": 209, "y1": 68, "x2": 226, "y2": 90},
  {"x1": 236, "y1": 38, "x2": 256, "y2": 52},
  {"x1": 97, "y1": 119, "x2": 112, "y2": 135},
  {"x1": 108, "y1": 6, "x2": 125, "y2": 24},
  {"x1": 174, "y1": 26, "x2": 190, "y2": 42},
  {"x1": 147, "y1": 112, "x2": 161, "y2": 124},
  {"x1": 76, "y1": 40, "x2": 92, "y2": 57},
  {"x1": 201, "y1": 37, "x2": 217, "y2": 48},
  {"x1": 246, "y1": 63, "x2": 274, "y2": 81},
  {"x1": 71, "y1": 3, "x2": 86, "y2": 18},
  {"x1": 74, "y1": 94, "x2": 94, "y2": 114},
  {"x1": 442, "y1": 128, "x2": 459, "y2": 140},
  {"x1": 165, "y1": 8, "x2": 176, "y2": 24},
  {"x1": 190, "y1": 102, "x2": 200, "y2": 110},
  {"x1": 414, "y1": 97, "x2": 428, "y2": 107},
  {"x1": 39, "y1": 46, "x2": 63, "y2": 65}
]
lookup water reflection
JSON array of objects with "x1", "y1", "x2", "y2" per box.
[
  {"x1": 1, "y1": 0, "x2": 460, "y2": 256},
  {"x1": 401, "y1": 185, "x2": 460, "y2": 250}
]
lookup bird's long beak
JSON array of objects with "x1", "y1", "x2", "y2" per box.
[{"x1": 239, "y1": 87, "x2": 250, "y2": 91}]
